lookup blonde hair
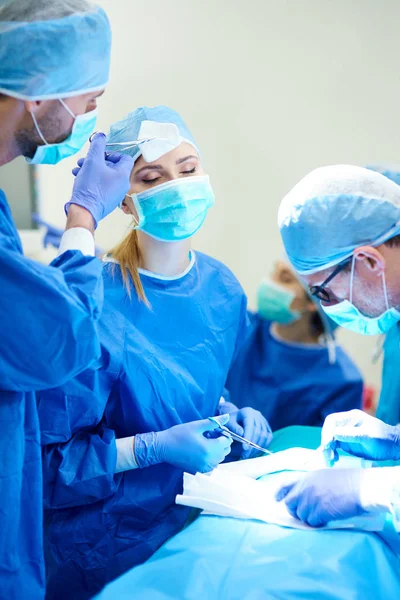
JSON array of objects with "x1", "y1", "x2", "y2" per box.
[{"x1": 109, "y1": 229, "x2": 149, "y2": 305}]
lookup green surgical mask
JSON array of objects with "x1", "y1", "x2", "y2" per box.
[{"x1": 257, "y1": 278, "x2": 301, "y2": 324}]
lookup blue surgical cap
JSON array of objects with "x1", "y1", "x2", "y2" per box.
[
  {"x1": 278, "y1": 165, "x2": 400, "y2": 274},
  {"x1": 106, "y1": 106, "x2": 199, "y2": 165},
  {"x1": 0, "y1": 6, "x2": 111, "y2": 100},
  {"x1": 366, "y1": 165, "x2": 400, "y2": 187}
]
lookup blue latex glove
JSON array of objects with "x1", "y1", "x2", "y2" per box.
[
  {"x1": 65, "y1": 133, "x2": 134, "y2": 227},
  {"x1": 321, "y1": 409, "x2": 400, "y2": 464},
  {"x1": 218, "y1": 401, "x2": 273, "y2": 459},
  {"x1": 134, "y1": 414, "x2": 233, "y2": 474},
  {"x1": 276, "y1": 468, "x2": 367, "y2": 527}
]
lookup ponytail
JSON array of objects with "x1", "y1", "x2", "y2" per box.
[{"x1": 109, "y1": 230, "x2": 149, "y2": 304}]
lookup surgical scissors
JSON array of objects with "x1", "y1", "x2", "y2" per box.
[{"x1": 208, "y1": 416, "x2": 273, "y2": 455}]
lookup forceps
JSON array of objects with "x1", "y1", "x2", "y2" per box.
[
  {"x1": 88, "y1": 132, "x2": 158, "y2": 158},
  {"x1": 208, "y1": 416, "x2": 273, "y2": 455}
]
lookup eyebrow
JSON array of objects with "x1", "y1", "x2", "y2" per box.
[
  {"x1": 280, "y1": 268, "x2": 294, "y2": 277},
  {"x1": 134, "y1": 155, "x2": 199, "y2": 176},
  {"x1": 134, "y1": 164, "x2": 163, "y2": 176},
  {"x1": 176, "y1": 155, "x2": 199, "y2": 164}
]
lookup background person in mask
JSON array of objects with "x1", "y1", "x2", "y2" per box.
[
  {"x1": 39, "y1": 106, "x2": 271, "y2": 599},
  {"x1": 225, "y1": 259, "x2": 363, "y2": 430},
  {"x1": 0, "y1": 1, "x2": 133, "y2": 598},
  {"x1": 274, "y1": 165, "x2": 400, "y2": 528}
]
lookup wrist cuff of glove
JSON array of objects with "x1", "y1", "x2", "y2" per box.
[
  {"x1": 218, "y1": 400, "x2": 237, "y2": 415},
  {"x1": 134, "y1": 432, "x2": 161, "y2": 468},
  {"x1": 359, "y1": 468, "x2": 394, "y2": 513}
]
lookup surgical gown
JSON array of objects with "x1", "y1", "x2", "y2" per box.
[
  {"x1": 0, "y1": 190, "x2": 103, "y2": 600},
  {"x1": 226, "y1": 313, "x2": 363, "y2": 430},
  {"x1": 39, "y1": 252, "x2": 250, "y2": 600},
  {"x1": 377, "y1": 323, "x2": 400, "y2": 425}
]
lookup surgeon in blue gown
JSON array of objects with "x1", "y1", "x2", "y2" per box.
[
  {"x1": 273, "y1": 164, "x2": 400, "y2": 531},
  {"x1": 0, "y1": 2, "x2": 134, "y2": 599},
  {"x1": 39, "y1": 106, "x2": 272, "y2": 599},
  {"x1": 366, "y1": 165, "x2": 400, "y2": 426},
  {"x1": 226, "y1": 259, "x2": 363, "y2": 430}
]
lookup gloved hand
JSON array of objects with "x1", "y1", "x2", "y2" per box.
[
  {"x1": 276, "y1": 468, "x2": 367, "y2": 527},
  {"x1": 134, "y1": 414, "x2": 233, "y2": 474},
  {"x1": 321, "y1": 409, "x2": 400, "y2": 464},
  {"x1": 65, "y1": 133, "x2": 134, "y2": 227},
  {"x1": 276, "y1": 466, "x2": 396, "y2": 528},
  {"x1": 218, "y1": 401, "x2": 272, "y2": 459}
]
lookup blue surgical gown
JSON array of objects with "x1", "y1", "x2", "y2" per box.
[
  {"x1": 377, "y1": 324, "x2": 400, "y2": 425},
  {"x1": 39, "y1": 252, "x2": 250, "y2": 600},
  {"x1": 225, "y1": 313, "x2": 363, "y2": 430},
  {"x1": 0, "y1": 190, "x2": 103, "y2": 600}
]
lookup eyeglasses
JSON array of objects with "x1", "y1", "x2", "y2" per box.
[{"x1": 309, "y1": 258, "x2": 352, "y2": 303}]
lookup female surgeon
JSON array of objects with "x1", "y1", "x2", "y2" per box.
[
  {"x1": 225, "y1": 259, "x2": 363, "y2": 430},
  {"x1": 38, "y1": 106, "x2": 272, "y2": 600}
]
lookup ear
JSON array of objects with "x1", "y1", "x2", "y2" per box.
[
  {"x1": 121, "y1": 199, "x2": 133, "y2": 215},
  {"x1": 24, "y1": 100, "x2": 44, "y2": 115},
  {"x1": 354, "y1": 245, "x2": 386, "y2": 279}
]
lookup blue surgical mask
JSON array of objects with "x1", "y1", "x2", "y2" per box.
[
  {"x1": 323, "y1": 257, "x2": 400, "y2": 335},
  {"x1": 257, "y1": 278, "x2": 301, "y2": 324},
  {"x1": 128, "y1": 175, "x2": 215, "y2": 242},
  {"x1": 26, "y1": 99, "x2": 97, "y2": 165}
]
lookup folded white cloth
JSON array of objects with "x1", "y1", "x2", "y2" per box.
[
  {"x1": 176, "y1": 449, "x2": 385, "y2": 532},
  {"x1": 217, "y1": 446, "x2": 371, "y2": 478}
]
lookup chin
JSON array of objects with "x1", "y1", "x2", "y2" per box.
[{"x1": 361, "y1": 305, "x2": 386, "y2": 318}]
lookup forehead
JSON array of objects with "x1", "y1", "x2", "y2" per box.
[
  {"x1": 273, "y1": 261, "x2": 307, "y2": 289},
  {"x1": 275, "y1": 259, "x2": 290, "y2": 270},
  {"x1": 274, "y1": 260, "x2": 296, "y2": 276},
  {"x1": 133, "y1": 141, "x2": 199, "y2": 171}
]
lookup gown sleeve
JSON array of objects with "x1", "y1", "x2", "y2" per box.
[
  {"x1": 0, "y1": 247, "x2": 103, "y2": 391},
  {"x1": 39, "y1": 298, "x2": 127, "y2": 510},
  {"x1": 42, "y1": 422, "x2": 120, "y2": 509},
  {"x1": 40, "y1": 364, "x2": 122, "y2": 509}
]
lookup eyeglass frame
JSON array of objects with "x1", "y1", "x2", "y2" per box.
[{"x1": 309, "y1": 257, "x2": 352, "y2": 303}]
